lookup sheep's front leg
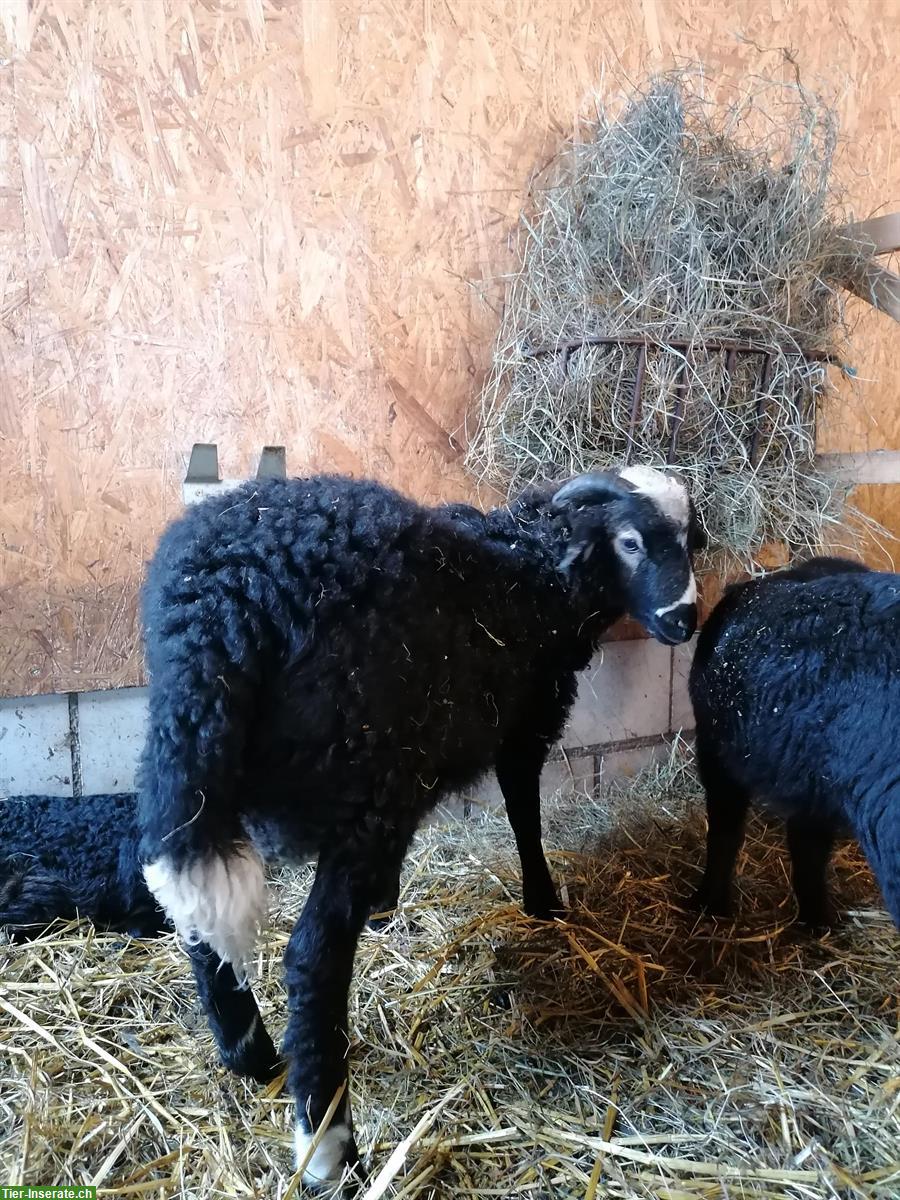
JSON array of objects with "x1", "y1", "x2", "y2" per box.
[
  {"x1": 496, "y1": 736, "x2": 562, "y2": 921},
  {"x1": 691, "y1": 740, "x2": 750, "y2": 917},
  {"x1": 188, "y1": 943, "x2": 282, "y2": 1083},
  {"x1": 283, "y1": 844, "x2": 406, "y2": 1191}
]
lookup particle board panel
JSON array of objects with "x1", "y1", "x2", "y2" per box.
[
  {"x1": 0, "y1": 0, "x2": 899, "y2": 696},
  {"x1": 840, "y1": 483, "x2": 900, "y2": 570}
]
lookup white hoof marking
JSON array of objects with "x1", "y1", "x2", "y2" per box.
[{"x1": 295, "y1": 1120, "x2": 355, "y2": 1187}]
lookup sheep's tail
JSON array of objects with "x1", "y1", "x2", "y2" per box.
[
  {"x1": 138, "y1": 728, "x2": 266, "y2": 984},
  {"x1": 141, "y1": 843, "x2": 266, "y2": 983}
]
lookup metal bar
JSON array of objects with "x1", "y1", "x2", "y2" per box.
[
  {"x1": 666, "y1": 357, "x2": 689, "y2": 464},
  {"x1": 748, "y1": 354, "x2": 773, "y2": 467},
  {"x1": 524, "y1": 335, "x2": 829, "y2": 366},
  {"x1": 624, "y1": 344, "x2": 646, "y2": 464}
]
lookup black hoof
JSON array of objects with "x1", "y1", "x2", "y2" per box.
[
  {"x1": 525, "y1": 902, "x2": 566, "y2": 921},
  {"x1": 798, "y1": 904, "x2": 838, "y2": 933},
  {"x1": 689, "y1": 881, "x2": 733, "y2": 919},
  {"x1": 366, "y1": 908, "x2": 397, "y2": 932},
  {"x1": 522, "y1": 882, "x2": 565, "y2": 921},
  {"x1": 520, "y1": 902, "x2": 564, "y2": 921},
  {"x1": 220, "y1": 1025, "x2": 283, "y2": 1084}
]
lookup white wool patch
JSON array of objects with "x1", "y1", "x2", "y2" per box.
[
  {"x1": 620, "y1": 465, "x2": 690, "y2": 528},
  {"x1": 295, "y1": 1120, "x2": 355, "y2": 1187},
  {"x1": 143, "y1": 846, "x2": 266, "y2": 983},
  {"x1": 655, "y1": 573, "x2": 698, "y2": 617}
]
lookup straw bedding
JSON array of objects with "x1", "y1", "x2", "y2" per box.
[
  {"x1": 2, "y1": 750, "x2": 899, "y2": 1198},
  {"x1": 466, "y1": 74, "x2": 877, "y2": 563}
]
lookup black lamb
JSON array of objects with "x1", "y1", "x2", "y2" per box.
[
  {"x1": 137, "y1": 465, "x2": 704, "y2": 1190},
  {"x1": 0, "y1": 791, "x2": 274, "y2": 1081},
  {"x1": 0, "y1": 791, "x2": 162, "y2": 939},
  {"x1": 690, "y1": 554, "x2": 900, "y2": 931}
]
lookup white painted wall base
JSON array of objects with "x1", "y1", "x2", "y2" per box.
[{"x1": 0, "y1": 694, "x2": 73, "y2": 796}]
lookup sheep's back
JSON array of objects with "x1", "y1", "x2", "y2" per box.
[
  {"x1": 141, "y1": 476, "x2": 572, "y2": 836},
  {"x1": 691, "y1": 572, "x2": 900, "y2": 821}
]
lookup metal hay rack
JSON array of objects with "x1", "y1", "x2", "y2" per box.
[{"x1": 523, "y1": 334, "x2": 831, "y2": 470}]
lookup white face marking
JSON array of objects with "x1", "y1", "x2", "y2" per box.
[
  {"x1": 654, "y1": 572, "x2": 698, "y2": 617},
  {"x1": 143, "y1": 845, "x2": 267, "y2": 984},
  {"x1": 295, "y1": 1120, "x2": 355, "y2": 1187},
  {"x1": 619, "y1": 465, "x2": 690, "y2": 529}
]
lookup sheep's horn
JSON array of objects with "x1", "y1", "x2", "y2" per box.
[{"x1": 552, "y1": 471, "x2": 633, "y2": 509}]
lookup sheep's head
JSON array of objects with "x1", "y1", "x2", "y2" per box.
[{"x1": 552, "y1": 465, "x2": 705, "y2": 646}]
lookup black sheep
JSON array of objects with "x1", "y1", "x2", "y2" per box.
[
  {"x1": 689, "y1": 554, "x2": 899, "y2": 930},
  {"x1": 0, "y1": 791, "x2": 161, "y2": 939},
  {"x1": 0, "y1": 790, "x2": 279, "y2": 1082},
  {"x1": 137, "y1": 466, "x2": 703, "y2": 1189}
]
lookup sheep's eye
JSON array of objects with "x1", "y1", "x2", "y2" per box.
[{"x1": 621, "y1": 537, "x2": 641, "y2": 553}]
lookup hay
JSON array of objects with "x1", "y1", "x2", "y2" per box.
[
  {"x1": 3, "y1": 750, "x2": 899, "y2": 1198},
  {"x1": 466, "y1": 73, "x2": 878, "y2": 563},
  {"x1": 5, "y1": 753, "x2": 900, "y2": 1195}
]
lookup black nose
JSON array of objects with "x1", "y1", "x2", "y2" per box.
[{"x1": 653, "y1": 603, "x2": 697, "y2": 645}]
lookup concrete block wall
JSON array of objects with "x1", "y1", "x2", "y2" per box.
[{"x1": 0, "y1": 637, "x2": 696, "y2": 800}]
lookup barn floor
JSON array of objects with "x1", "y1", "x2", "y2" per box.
[{"x1": 2, "y1": 750, "x2": 899, "y2": 1200}]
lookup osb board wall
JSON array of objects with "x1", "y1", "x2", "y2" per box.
[{"x1": 1, "y1": 1, "x2": 899, "y2": 698}]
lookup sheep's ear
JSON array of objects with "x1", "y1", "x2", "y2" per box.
[
  {"x1": 553, "y1": 472, "x2": 632, "y2": 574},
  {"x1": 688, "y1": 498, "x2": 707, "y2": 553},
  {"x1": 552, "y1": 471, "x2": 633, "y2": 510}
]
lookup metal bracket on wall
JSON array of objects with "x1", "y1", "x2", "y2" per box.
[
  {"x1": 182, "y1": 443, "x2": 287, "y2": 505},
  {"x1": 256, "y1": 445, "x2": 287, "y2": 479},
  {"x1": 185, "y1": 442, "x2": 220, "y2": 484}
]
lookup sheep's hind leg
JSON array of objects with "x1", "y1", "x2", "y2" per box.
[
  {"x1": 284, "y1": 838, "x2": 411, "y2": 1192},
  {"x1": 366, "y1": 872, "x2": 401, "y2": 932},
  {"x1": 857, "y1": 790, "x2": 900, "y2": 934},
  {"x1": 785, "y1": 815, "x2": 836, "y2": 929},
  {"x1": 496, "y1": 735, "x2": 562, "y2": 921},
  {"x1": 188, "y1": 942, "x2": 282, "y2": 1083},
  {"x1": 691, "y1": 740, "x2": 750, "y2": 917}
]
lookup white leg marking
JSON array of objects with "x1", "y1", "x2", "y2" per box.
[
  {"x1": 655, "y1": 573, "x2": 697, "y2": 618},
  {"x1": 233, "y1": 1013, "x2": 260, "y2": 1056},
  {"x1": 295, "y1": 1120, "x2": 355, "y2": 1186},
  {"x1": 143, "y1": 845, "x2": 266, "y2": 983}
]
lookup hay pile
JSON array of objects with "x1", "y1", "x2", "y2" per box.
[
  {"x1": 2, "y1": 752, "x2": 900, "y2": 1198},
  {"x1": 467, "y1": 74, "x2": 877, "y2": 562}
]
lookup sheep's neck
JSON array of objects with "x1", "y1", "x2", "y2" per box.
[{"x1": 496, "y1": 500, "x2": 625, "y2": 658}]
